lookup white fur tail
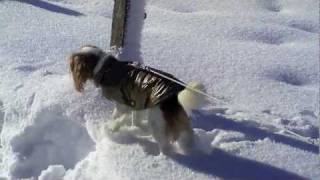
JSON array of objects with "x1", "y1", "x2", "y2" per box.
[{"x1": 178, "y1": 82, "x2": 208, "y2": 115}]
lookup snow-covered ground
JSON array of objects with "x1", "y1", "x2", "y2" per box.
[{"x1": 0, "y1": 0, "x2": 319, "y2": 179}]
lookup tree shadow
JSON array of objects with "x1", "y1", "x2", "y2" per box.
[
  {"x1": 16, "y1": 0, "x2": 83, "y2": 16},
  {"x1": 171, "y1": 148, "x2": 306, "y2": 180},
  {"x1": 192, "y1": 110, "x2": 319, "y2": 154}
]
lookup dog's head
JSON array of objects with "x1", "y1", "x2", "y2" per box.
[{"x1": 69, "y1": 45, "x2": 104, "y2": 92}]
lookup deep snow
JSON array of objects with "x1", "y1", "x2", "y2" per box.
[{"x1": 0, "y1": 0, "x2": 319, "y2": 179}]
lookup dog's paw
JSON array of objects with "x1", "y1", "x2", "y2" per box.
[
  {"x1": 108, "y1": 121, "x2": 123, "y2": 132},
  {"x1": 159, "y1": 145, "x2": 174, "y2": 156},
  {"x1": 134, "y1": 122, "x2": 150, "y2": 134}
]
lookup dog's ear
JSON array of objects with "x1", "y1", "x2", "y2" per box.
[{"x1": 69, "y1": 53, "x2": 95, "y2": 92}]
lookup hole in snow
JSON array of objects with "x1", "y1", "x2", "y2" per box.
[
  {"x1": 234, "y1": 27, "x2": 287, "y2": 45},
  {"x1": 260, "y1": 0, "x2": 282, "y2": 12},
  {"x1": 266, "y1": 69, "x2": 310, "y2": 86},
  {"x1": 13, "y1": 65, "x2": 38, "y2": 72},
  {"x1": 288, "y1": 20, "x2": 319, "y2": 33},
  {"x1": 276, "y1": 72, "x2": 305, "y2": 86}
]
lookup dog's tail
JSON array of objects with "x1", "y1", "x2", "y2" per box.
[{"x1": 178, "y1": 82, "x2": 208, "y2": 115}]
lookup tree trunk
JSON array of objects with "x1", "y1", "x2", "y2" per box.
[{"x1": 110, "y1": 0, "x2": 130, "y2": 48}]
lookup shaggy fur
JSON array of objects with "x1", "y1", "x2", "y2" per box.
[
  {"x1": 69, "y1": 45, "x2": 206, "y2": 154},
  {"x1": 69, "y1": 45, "x2": 103, "y2": 92}
]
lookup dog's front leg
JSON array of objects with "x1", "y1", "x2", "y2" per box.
[
  {"x1": 112, "y1": 103, "x2": 131, "y2": 119},
  {"x1": 132, "y1": 110, "x2": 150, "y2": 129},
  {"x1": 110, "y1": 103, "x2": 132, "y2": 132}
]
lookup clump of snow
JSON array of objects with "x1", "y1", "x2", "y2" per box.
[
  {"x1": 10, "y1": 105, "x2": 94, "y2": 179},
  {"x1": 64, "y1": 138, "x2": 215, "y2": 180},
  {"x1": 38, "y1": 165, "x2": 66, "y2": 180},
  {"x1": 211, "y1": 130, "x2": 247, "y2": 147},
  {"x1": 274, "y1": 115, "x2": 318, "y2": 139}
]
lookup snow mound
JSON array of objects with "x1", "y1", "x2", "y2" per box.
[
  {"x1": 39, "y1": 165, "x2": 66, "y2": 180},
  {"x1": 10, "y1": 105, "x2": 94, "y2": 179},
  {"x1": 64, "y1": 138, "x2": 215, "y2": 180}
]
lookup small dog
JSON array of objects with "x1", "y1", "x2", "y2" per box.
[{"x1": 69, "y1": 45, "x2": 206, "y2": 154}]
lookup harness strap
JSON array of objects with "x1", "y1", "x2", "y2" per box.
[
  {"x1": 94, "y1": 54, "x2": 109, "y2": 75},
  {"x1": 143, "y1": 66, "x2": 229, "y2": 104}
]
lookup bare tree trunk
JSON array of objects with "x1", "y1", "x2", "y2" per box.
[
  {"x1": 110, "y1": 0, "x2": 129, "y2": 49},
  {"x1": 110, "y1": 0, "x2": 146, "y2": 62}
]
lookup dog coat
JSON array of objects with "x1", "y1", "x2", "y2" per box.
[{"x1": 93, "y1": 55, "x2": 185, "y2": 110}]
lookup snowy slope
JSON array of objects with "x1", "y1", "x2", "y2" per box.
[{"x1": 0, "y1": 0, "x2": 319, "y2": 179}]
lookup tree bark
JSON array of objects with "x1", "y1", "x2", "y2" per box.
[{"x1": 110, "y1": 0, "x2": 130, "y2": 48}]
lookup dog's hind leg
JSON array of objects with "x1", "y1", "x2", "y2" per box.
[
  {"x1": 147, "y1": 107, "x2": 172, "y2": 155},
  {"x1": 160, "y1": 96, "x2": 195, "y2": 154},
  {"x1": 176, "y1": 109, "x2": 195, "y2": 154}
]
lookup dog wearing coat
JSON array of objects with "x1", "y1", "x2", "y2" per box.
[{"x1": 69, "y1": 45, "x2": 206, "y2": 154}]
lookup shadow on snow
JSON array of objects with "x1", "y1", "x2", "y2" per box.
[
  {"x1": 110, "y1": 112, "x2": 308, "y2": 180},
  {"x1": 192, "y1": 110, "x2": 319, "y2": 154},
  {"x1": 171, "y1": 148, "x2": 306, "y2": 180},
  {"x1": 112, "y1": 130, "x2": 306, "y2": 180},
  {"x1": 16, "y1": 0, "x2": 83, "y2": 16}
]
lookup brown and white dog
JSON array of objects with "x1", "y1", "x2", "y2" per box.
[{"x1": 69, "y1": 45, "x2": 206, "y2": 154}]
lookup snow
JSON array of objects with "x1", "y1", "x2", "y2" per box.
[
  {"x1": 38, "y1": 165, "x2": 66, "y2": 180},
  {"x1": 0, "y1": 0, "x2": 318, "y2": 179},
  {"x1": 10, "y1": 105, "x2": 94, "y2": 178}
]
